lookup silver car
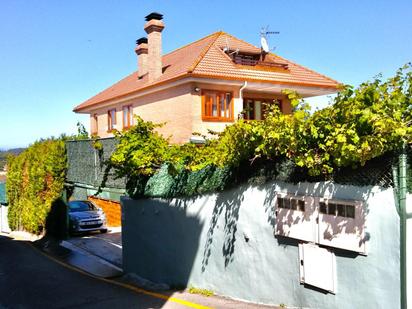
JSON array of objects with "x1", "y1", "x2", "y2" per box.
[{"x1": 68, "y1": 200, "x2": 108, "y2": 234}]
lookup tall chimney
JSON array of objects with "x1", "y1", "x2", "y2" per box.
[
  {"x1": 135, "y1": 37, "x2": 148, "y2": 78},
  {"x1": 144, "y1": 12, "x2": 164, "y2": 83}
]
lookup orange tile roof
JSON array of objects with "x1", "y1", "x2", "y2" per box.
[{"x1": 74, "y1": 31, "x2": 340, "y2": 112}]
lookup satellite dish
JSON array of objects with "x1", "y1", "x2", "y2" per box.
[
  {"x1": 261, "y1": 36, "x2": 269, "y2": 53},
  {"x1": 260, "y1": 26, "x2": 279, "y2": 53}
]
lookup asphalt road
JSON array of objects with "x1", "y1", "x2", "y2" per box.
[{"x1": 0, "y1": 235, "x2": 171, "y2": 309}]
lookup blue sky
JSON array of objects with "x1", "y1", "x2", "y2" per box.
[{"x1": 1, "y1": 0, "x2": 411, "y2": 149}]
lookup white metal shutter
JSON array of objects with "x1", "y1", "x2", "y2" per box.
[
  {"x1": 318, "y1": 199, "x2": 366, "y2": 254},
  {"x1": 275, "y1": 194, "x2": 318, "y2": 243},
  {"x1": 299, "y1": 243, "x2": 336, "y2": 293}
]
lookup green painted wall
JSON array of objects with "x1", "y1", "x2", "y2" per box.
[{"x1": 0, "y1": 182, "x2": 6, "y2": 204}]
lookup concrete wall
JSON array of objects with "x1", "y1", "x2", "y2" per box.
[{"x1": 121, "y1": 181, "x2": 401, "y2": 308}]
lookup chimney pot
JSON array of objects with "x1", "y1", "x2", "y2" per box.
[
  {"x1": 135, "y1": 37, "x2": 148, "y2": 78},
  {"x1": 136, "y1": 37, "x2": 148, "y2": 45},
  {"x1": 145, "y1": 12, "x2": 163, "y2": 21}
]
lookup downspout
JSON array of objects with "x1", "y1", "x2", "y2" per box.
[
  {"x1": 398, "y1": 144, "x2": 407, "y2": 309},
  {"x1": 238, "y1": 81, "x2": 248, "y2": 119}
]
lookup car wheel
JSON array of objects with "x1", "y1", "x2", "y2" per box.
[{"x1": 100, "y1": 229, "x2": 108, "y2": 234}]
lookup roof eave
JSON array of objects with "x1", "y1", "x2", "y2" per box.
[{"x1": 74, "y1": 73, "x2": 341, "y2": 113}]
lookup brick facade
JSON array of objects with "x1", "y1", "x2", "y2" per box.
[{"x1": 88, "y1": 82, "x2": 293, "y2": 144}]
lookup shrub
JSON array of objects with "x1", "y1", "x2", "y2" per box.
[{"x1": 6, "y1": 139, "x2": 66, "y2": 234}]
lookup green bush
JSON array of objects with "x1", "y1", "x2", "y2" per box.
[
  {"x1": 108, "y1": 65, "x2": 412, "y2": 198},
  {"x1": 6, "y1": 139, "x2": 66, "y2": 234}
]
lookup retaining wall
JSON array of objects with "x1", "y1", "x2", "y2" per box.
[{"x1": 121, "y1": 180, "x2": 400, "y2": 309}]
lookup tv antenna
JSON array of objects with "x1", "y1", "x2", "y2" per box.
[
  {"x1": 223, "y1": 37, "x2": 239, "y2": 55},
  {"x1": 260, "y1": 26, "x2": 279, "y2": 54}
]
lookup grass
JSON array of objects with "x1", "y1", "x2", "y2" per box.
[{"x1": 188, "y1": 285, "x2": 214, "y2": 297}]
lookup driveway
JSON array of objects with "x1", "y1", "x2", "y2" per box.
[{"x1": 66, "y1": 227, "x2": 122, "y2": 268}]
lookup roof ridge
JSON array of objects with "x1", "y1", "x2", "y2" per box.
[
  {"x1": 162, "y1": 31, "x2": 222, "y2": 59},
  {"x1": 187, "y1": 31, "x2": 223, "y2": 73},
  {"x1": 219, "y1": 32, "x2": 260, "y2": 50}
]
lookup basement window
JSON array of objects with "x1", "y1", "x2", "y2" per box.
[
  {"x1": 319, "y1": 201, "x2": 356, "y2": 219},
  {"x1": 275, "y1": 194, "x2": 366, "y2": 254},
  {"x1": 278, "y1": 196, "x2": 305, "y2": 212},
  {"x1": 317, "y1": 198, "x2": 365, "y2": 254}
]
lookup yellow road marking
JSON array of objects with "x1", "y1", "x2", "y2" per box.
[{"x1": 27, "y1": 242, "x2": 212, "y2": 309}]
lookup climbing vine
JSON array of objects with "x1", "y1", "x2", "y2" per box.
[{"x1": 109, "y1": 65, "x2": 412, "y2": 195}]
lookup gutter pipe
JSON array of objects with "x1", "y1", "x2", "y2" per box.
[
  {"x1": 398, "y1": 145, "x2": 407, "y2": 309},
  {"x1": 238, "y1": 81, "x2": 248, "y2": 119},
  {"x1": 239, "y1": 81, "x2": 248, "y2": 101}
]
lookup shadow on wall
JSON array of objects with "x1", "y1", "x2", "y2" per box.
[
  {"x1": 123, "y1": 184, "x2": 248, "y2": 285},
  {"x1": 122, "y1": 197, "x2": 203, "y2": 288},
  {"x1": 201, "y1": 185, "x2": 247, "y2": 271},
  {"x1": 262, "y1": 181, "x2": 373, "y2": 250}
]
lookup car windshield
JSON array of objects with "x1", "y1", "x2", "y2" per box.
[{"x1": 68, "y1": 201, "x2": 97, "y2": 212}]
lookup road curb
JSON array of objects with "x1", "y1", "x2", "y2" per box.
[
  {"x1": 61, "y1": 240, "x2": 123, "y2": 272},
  {"x1": 27, "y1": 241, "x2": 212, "y2": 309}
]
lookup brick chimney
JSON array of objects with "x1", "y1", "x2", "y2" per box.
[
  {"x1": 144, "y1": 12, "x2": 164, "y2": 83},
  {"x1": 135, "y1": 37, "x2": 148, "y2": 78}
]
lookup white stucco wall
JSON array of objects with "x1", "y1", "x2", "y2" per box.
[{"x1": 122, "y1": 181, "x2": 401, "y2": 308}]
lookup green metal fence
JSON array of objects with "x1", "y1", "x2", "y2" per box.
[
  {"x1": 0, "y1": 182, "x2": 6, "y2": 205},
  {"x1": 66, "y1": 138, "x2": 126, "y2": 189}
]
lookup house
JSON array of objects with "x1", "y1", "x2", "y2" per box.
[{"x1": 73, "y1": 12, "x2": 340, "y2": 143}]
